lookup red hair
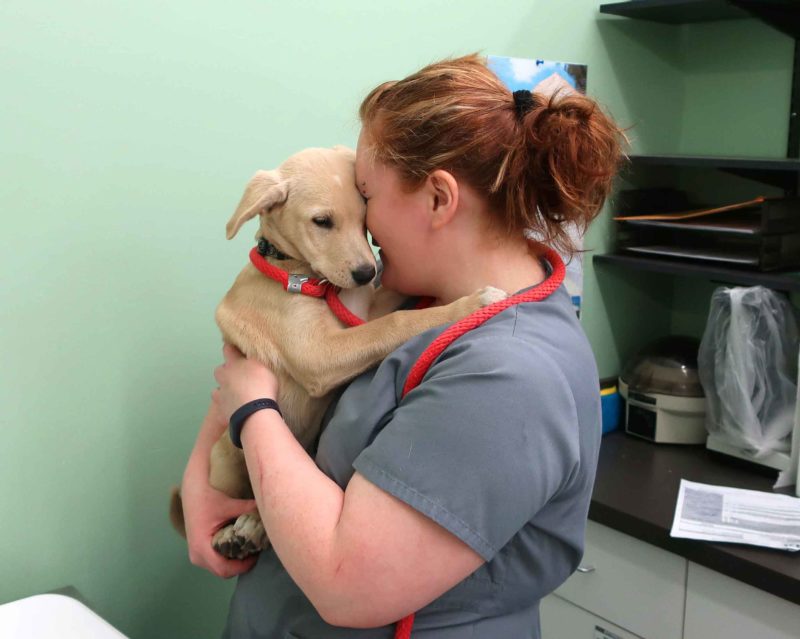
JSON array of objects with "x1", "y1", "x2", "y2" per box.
[{"x1": 359, "y1": 54, "x2": 627, "y2": 256}]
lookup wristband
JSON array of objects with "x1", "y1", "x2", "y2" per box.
[{"x1": 229, "y1": 398, "x2": 282, "y2": 449}]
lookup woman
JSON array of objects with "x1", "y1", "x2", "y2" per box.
[{"x1": 181, "y1": 54, "x2": 625, "y2": 638}]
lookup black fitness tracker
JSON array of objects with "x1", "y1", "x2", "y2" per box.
[{"x1": 229, "y1": 398, "x2": 282, "y2": 448}]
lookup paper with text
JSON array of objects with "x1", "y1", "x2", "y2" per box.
[{"x1": 671, "y1": 479, "x2": 800, "y2": 551}]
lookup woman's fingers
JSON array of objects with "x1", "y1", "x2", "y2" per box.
[
  {"x1": 216, "y1": 498, "x2": 258, "y2": 523},
  {"x1": 223, "y1": 343, "x2": 243, "y2": 361},
  {"x1": 204, "y1": 550, "x2": 258, "y2": 579}
]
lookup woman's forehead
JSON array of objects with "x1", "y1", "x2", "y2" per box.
[
  {"x1": 354, "y1": 153, "x2": 369, "y2": 186},
  {"x1": 355, "y1": 141, "x2": 377, "y2": 185}
]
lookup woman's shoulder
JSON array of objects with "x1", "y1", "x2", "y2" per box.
[
  {"x1": 376, "y1": 285, "x2": 595, "y2": 400},
  {"x1": 452, "y1": 287, "x2": 587, "y2": 357},
  {"x1": 432, "y1": 288, "x2": 597, "y2": 397}
]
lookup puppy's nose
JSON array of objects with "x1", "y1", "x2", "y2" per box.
[{"x1": 351, "y1": 263, "x2": 376, "y2": 286}]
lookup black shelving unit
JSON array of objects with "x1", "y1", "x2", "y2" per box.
[
  {"x1": 626, "y1": 154, "x2": 800, "y2": 171},
  {"x1": 597, "y1": 2, "x2": 800, "y2": 288},
  {"x1": 600, "y1": 0, "x2": 752, "y2": 24},
  {"x1": 599, "y1": 1, "x2": 800, "y2": 39},
  {"x1": 624, "y1": 154, "x2": 800, "y2": 193},
  {"x1": 593, "y1": 253, "x2": 800, "y2": 291},
  {"x1": 600, "y1": 0, "x2": 800, "y2": 157}
]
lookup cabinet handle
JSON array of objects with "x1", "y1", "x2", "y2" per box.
[{"x1": 576, "y1": 564, "x2": 596, "y2": 573}]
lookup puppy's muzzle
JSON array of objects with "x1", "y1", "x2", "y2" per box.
[{"x1": 351, "y1": 264, "x2": 377, "y2": 286}]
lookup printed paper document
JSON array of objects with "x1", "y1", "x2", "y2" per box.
[{"x1": 671, "y1": 479, "x2": 800, "y2": 551}]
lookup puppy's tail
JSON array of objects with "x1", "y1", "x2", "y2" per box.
[{"x1": 169, "y1": 485, "x2": 187, "y2": 538}]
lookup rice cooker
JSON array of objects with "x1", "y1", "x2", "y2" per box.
[{"x1": 619, "y1": 336, "x2": 707, "y2": 444}]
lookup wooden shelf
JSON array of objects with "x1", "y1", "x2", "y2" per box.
[
  {"x1": 593, "y1": 252, "x2": 800, "y2": 291},
  {"x1": 599, "y1": 1, "x2": 800, "y2": 39},
  {"x1": 623, "y1": 154, "x2": 800, "y2": 192}
]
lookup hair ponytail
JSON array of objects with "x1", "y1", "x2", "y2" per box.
[{"x1": 509, "y1": 90, "x2": 626, "y2": 255}]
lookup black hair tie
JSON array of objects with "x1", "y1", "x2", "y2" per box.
[{"x1": 512, "y1": 89, "x2": 536, "y2": 119}]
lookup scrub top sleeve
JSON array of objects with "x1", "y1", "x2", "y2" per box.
[{"x1": 352, "y1": 335, "x2": 581, "y2": 561}]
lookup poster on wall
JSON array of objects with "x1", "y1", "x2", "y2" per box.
[{"x1": 487, "y1": 55, "x2": 588, "y2": 317}]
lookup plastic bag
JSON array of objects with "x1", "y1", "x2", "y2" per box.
[{"x1": 698, "y1": 286, "x2": 799, "y2": 458}]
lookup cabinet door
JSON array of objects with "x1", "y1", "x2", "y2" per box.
[
  {"x1": 541, "y1": 594, "x2": 643, "y2": 639},
  {"x1": 554, "y1": 521, "x2": 686, "y2": 639},
  {"x1": 684, "y1": 562, "x2": 800, "y2": 639}
]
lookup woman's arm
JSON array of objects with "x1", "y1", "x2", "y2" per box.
[
  {"x1": 213, "y1": 345, "x2": 484, "y2": 627},
  {"x1": 181, "y1": 400, "x2": 259, "y2": 578}
]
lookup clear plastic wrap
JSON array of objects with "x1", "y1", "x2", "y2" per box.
[{"x1": 698, "y1": 286, "x2": 799, "y2": 459}]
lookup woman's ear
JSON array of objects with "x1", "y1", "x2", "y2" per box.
[{"x1": 427, "y1": 169, "x2": 459, "y2": 230}]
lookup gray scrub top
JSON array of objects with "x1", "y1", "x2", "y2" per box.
[{"x1": 222, "y1": 283, "x2": 601, "y2": 639}]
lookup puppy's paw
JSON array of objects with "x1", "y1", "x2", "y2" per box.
[
  {"x1": 477, "y1": 286, "x2": 508, "y2": 307},
  {"x1": 450, "y1": 286, "x2": 509, "y2": 320},
  {"x1": 212, "y1": 511, "x2": 269, "y2": 560}
]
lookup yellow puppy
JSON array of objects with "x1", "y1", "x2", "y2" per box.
[{"x1": 171, "y1": 146, "x2": 505, "y2": 558}]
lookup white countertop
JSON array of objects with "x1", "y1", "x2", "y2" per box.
[{"x1": 0, "y1": 594, "x2": 127, "y2": 638}]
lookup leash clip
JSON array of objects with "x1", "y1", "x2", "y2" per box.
[{"x1": 287, "y1": 274, "x2": 309, "y2": 293}]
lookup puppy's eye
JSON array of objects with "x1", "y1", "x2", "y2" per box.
[{"x1": 312, "y1": 216, "x2": 334, "y2": 229}]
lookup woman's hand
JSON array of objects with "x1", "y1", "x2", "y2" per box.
[
  {"x1": 181, "y1": 402, "x2": 259, "y2": 578},
  {"x1": 183, "y1": 481, "x2": 259, "y2": 578},
  {"x1": 212, "y1": 344, "x2": 280, "y2": 421}
]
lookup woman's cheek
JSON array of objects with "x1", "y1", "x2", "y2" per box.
[{"x1": 378, "y1": 257, "x2": 397, "y2": 289}]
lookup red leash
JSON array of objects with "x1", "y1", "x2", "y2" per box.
[
  {"x1": 393, "y1": 246, "x2": 565, "y2": 639},
  {"x1": 250, "y1": 246, "x2": 368, "y2": 327},
  {"x1": 250, "y1": 243, "x2": 565, "y2": 638},
  {"x1": 250, "y1": 246, "x2": 330, "y2": 297},
  {"x1": 249, "y1": 246, "x2": 432, "y2": 327}
]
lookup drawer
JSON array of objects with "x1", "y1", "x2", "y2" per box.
[
  {"x1": 554, "y1": 521, "x2": 687, "y2": 639},
  {"x1": 541, "y1": 594, "x2": 643, "y2": 639},
  {"x1": 684, "y1": 562, "x2": 800, "y2": 639}
]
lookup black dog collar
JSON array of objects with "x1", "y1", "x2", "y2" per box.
[{"x1": 257, "y1": 237, "x2": 294, "y2": 261}]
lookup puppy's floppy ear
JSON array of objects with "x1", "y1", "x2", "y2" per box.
[{"x1": 226, "y1": 170, "x2": 288, "y2": 239}]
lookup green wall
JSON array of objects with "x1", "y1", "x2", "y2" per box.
[{"x1": 0, "y1": 2, "x2": 793, "y2": 638}]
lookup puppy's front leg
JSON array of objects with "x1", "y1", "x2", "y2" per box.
[
  {"x1": 366, "y1": 286, "x2": 409, "y2": 320},
  {"x1": 285, "y1": 286, "x2": 507, "y2": 397}
]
